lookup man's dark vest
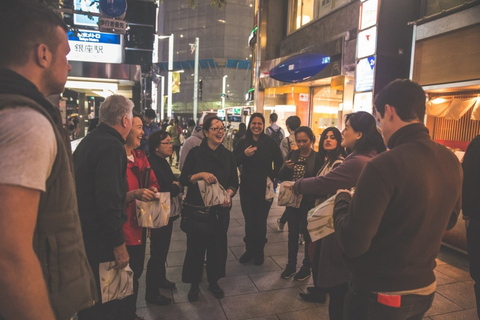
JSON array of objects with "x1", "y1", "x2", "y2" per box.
[{"x1": 0, "y1": 94, "x2": 97, "y2": 320}]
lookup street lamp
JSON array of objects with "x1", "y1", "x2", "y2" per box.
[
  {"x1": 222, "y1": 75, "x2": 228, "y2": 110},
  {"x1": 158, "y1": 34, "x2": 174, "y2": 119}
]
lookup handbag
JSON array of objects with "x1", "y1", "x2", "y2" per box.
[
  {"x1": 170, "y1": 193, "x2": 183, "y2": 218},
  {"x1": 135, "y1": 192, "x2": 170, "y2": 228},
  {"x1": 277, "y1": 181, "x2": 303, "y2": 208},
  {"x1": 307, "y1": 195, "x2": 336, "y2": 242},
  {"x1": 99, "y1": 261, "x2": 134, "y2": 304},
  {"x1": 181, "y1": 203, "x2": 212, "y2": 236},
  {"x1": 265, "y1": 176, "x2": 274, "y2": 201}
]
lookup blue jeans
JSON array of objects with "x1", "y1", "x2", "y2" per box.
[{"x1": 344, "y1": 283, "x2": 434, "y2": 320}]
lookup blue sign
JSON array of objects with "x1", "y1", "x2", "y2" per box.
[
  {"x1": 355, "y1": 56, "x2": 376, "y2": 92},
  {"x1": 68, "y1": 31, "x2": 121, "y2": 45},
  {"x1": 269, "y1": 53, "x2": 331, "y2": 83}
]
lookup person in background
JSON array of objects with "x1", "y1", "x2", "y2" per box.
[
  {"x1": 179, "y1": 113, "x2": 217, "y2": 171},
  {"x1": 186, "y1": 119, "x2": 196, "y2": 138},
  {"x1": 123, "y1": 114, "x2": 160, "y2": 319},
  {"x1": 277, "y1": 115, "x2": 301, "y2": 232},
  {"x1": 74, "y1": 95, "x2": 133, "y2": 320},
  {"x1": 138, "y1": 108, "x2": 159, "y2": 154},
  {"x1": 233, "y1": 113, "x2": 283, "y2": 265},
  {"x1": 299, "y1": 127, "x2": 345, "y2": 307},
  {"x1": 0, "y1": 1, "x2": 96, "y2": 319},
  {"x1": 463, "y1": 134, "x2": 480, "y2": 319},
  {"x1": 179, "y1": 116, "x2": 238, "y2": 302},
  {"x1": 334, "y1": 79, "x2": 461, "y2": 320},
  {"x1": 278, "y1": 127, "x2": 323, "y2": 282},
  {"x1": 233, "y1": 122, "x2": 247, "y2": 150},
  {"x1": 293, "y1": 112, "x2": 385, "y2": 320},
  {"x1": 265, "y1": 112, "x2": 285, "y2": 145},
  {"x1": 167, "y1": 117, "x2": 182, "y2": 168},
  {"x1": 145, "y1": 130, "x2": 183, "y2": 306}
]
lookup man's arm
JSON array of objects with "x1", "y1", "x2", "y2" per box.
[
  {"x1": 0, "y1": 185, "x2": 55, "y2": 320},
  {"x1": 333, "y1": 163, "x2": 392, "y2": 257}
]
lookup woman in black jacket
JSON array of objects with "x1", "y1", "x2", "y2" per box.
[
  {"x1": 233, "y1": 113, "x2": 283, "y2": 265},
  {"x1": 179, "y1": 116, "x2": 239, "y2": 302},
  {"x1": 277, "y1": 127, "x2": 323, "y2": 281},
  {"x1": 145, "y1": 130, "x2": 182, "y2": 306}
]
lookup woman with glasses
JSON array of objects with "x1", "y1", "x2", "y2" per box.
[
  {"x1": 144, "y1": 130, "x2": 182, "y2": 306},
  {"x1": 179, "y1": 116, "x2": 239, "y2": 302},
  {"x1": 277, "y1": 126, "x2": 323, "y2": 282},
  {"x1": 293, "y1": 112, "x2": 385, "y2": 320},
  {"x1": 233, "y1": 113, "x2": 283, "y2": 265}
]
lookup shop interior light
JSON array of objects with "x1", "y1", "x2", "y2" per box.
[
  {"x1": 430, "y1": 97, "x2": 449, "y2": 104},
  {"x1": 65, "y1": 80, "x2": 118, "y2": 92}
]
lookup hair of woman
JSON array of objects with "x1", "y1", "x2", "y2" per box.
[
  {"x1": 148, "y1": 130, "x2": 171, "y2": 153},
  {"x1": 294, "y1": 126, "x2": 315, "y2": 145},
  {"x1": 318, "y1": 127, "x2": 346, "y2": 164},
  {"x1": 202, "y1": 116, "x2": 223, "y2": 133},
  {"x1": 236, "y1": 122, "x2": 247, "y2": 137},
  {"x1": 344, "y1": 111, "x2": 386, "y2": 154}
]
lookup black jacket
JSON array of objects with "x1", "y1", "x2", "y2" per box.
[
  {"x1": 73, "y1": 123, "x2": 128, "y2": 260},
  {"x1": 148, "y1": 153, "x2": 181, "y2": 197},
  {"x1": 462, "y1": 135, "x2": 480, "y2": 219},
  {"x1": 233, "y1": 134, "x2": 283, "y2": 196},
  {"x1": 180, "y1": 139, "x2": 239, "y2": 207}
]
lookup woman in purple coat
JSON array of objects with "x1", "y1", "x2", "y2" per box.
[{"x1": 293, "y1": 111, "x2": 385, "y2": 320}]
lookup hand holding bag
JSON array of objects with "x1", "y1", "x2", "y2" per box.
[
  {"x1": 197, "y1": 180, "x2": 229, "y2": 207},
  {"x1": 307, "y1": 195, "x2": 336, "y2": 242},
  {"x1": 135, "y1": 192, "x2": 170, "y2": 228},
  {"x1": 277, "y1": 181, "x2": 303, "y2": 207},
  {"x1": 99, "y1": 261, "x2": 134, "y2": 304}
]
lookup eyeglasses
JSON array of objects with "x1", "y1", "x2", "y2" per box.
[
  {"x1": 210, "y1": 127, "x2": 226, "y2": 132},
  {"x1": 160, "y1": 142, "x2": 173, "y2": 145}
]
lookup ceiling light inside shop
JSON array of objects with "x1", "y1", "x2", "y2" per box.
[
  {"x1": 218, "y1": 19, "x2": 226, "y2": 23},
  {"x1": 65, "y1": 80, "x2": 118, "y2": 92}
]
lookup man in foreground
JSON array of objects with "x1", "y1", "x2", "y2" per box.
[
  {"x1": 333, "y1": 79, "x2": 462, "y2": 320},
  {"x1": 0, "y1": 1, "x2": 96, "y2": 319}
]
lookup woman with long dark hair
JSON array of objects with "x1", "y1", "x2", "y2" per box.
[
  {"x1": 179, "y1": 116, "x2": 238, "y2": 302},
  {"x1": 277, "y1": 126, "x2": 323, "y2": 281},
  {"x1": 233, "y1": 113, "x2": 283, "y2": 265},
  {"x1": 233, "y1": 122, "x2": 246, "y2": 149},
  {"x1": 145, "y1": 130, "x2": 182, "y2": 306},
  {"x1": 293, "y1": 111, "x2": 385, "y2": 320}
]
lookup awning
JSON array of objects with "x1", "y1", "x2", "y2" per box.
[{"x1": 426, "y1": 96, "x2": 480, "y2": 120}]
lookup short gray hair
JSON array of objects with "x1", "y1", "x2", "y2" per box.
[{"x1": 99, "y1": 95, "x2": 134, "y2": 126}]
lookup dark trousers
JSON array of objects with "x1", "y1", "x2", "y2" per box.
[
  {"x1": 240, "y1": 190, "x2": 273, "y2": 256},
  {"x1": 123, "y1": 232, "x2": 147, "y2": 319},
  {"x1": 343, "y1": 283, "x2": 434, "y2": 320},
  {"x1": 467, "y1": 218, "x2": 480, "y2": 318},
  {"x1": 182, "y1": 209, "x2": 230, "y2": 284},
  {"x1": 146, "y1": 218, "x2": 174, "y2": 295},
  {"x1": 78, "y1": 240, "x2": 128, "y2": 320},
  {"x1": 169, "y1": 145, "x2": 181, "y2": 164},
  {"x1": 285, "y1": 205, "x2": 311, "y2": 268},
  {"x1": 326, "y1": 282, "x2": 349, "y2": 320}
]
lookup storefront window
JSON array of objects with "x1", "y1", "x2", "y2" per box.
[{"x1": 311, "y1": 85, "x2": 342, "y2": 149}]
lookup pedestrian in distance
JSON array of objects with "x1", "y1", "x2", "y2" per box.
[{"x1": 0, "y1": 1, "x2": 96, "y2": 319}]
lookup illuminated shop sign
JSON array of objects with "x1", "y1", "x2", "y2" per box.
[
  {"x1": 357, "y1": 26, "x2": 377, "y2": 59},
  {"x1": 67, "y1": 30, "x2": 123, "y2": 64},
  {"x1": 355, "y1": 56, "x2": 375, "y2": 92},
  {"x1": 360, "y1": 0, "x2": 378, "y2": 30},
  {"x1": 74, "y1": 0, "x2": 99, "y2": 27},
  {"x1": 353, "y1": 92, "x2": 373, "y2": 113}
]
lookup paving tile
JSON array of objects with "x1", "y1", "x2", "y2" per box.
[
  {"x1": 435, "y1": 264, "x2": 472, "y2": 282},
  {"x1": 435, "y1": 281, "x2": 477, "y2": 309},
  {"x1": 136, "y1": 298, "x2": 227, "y2": 320},
  {"x1": 434, "y1": 269, "x2": 458, "y2": 286},
  {"x1": 226, "y1": 256, "x2": 282, "y2": 277},
  {"x1": 167, "y1": 250, "x2": 187, "y2": 267},
  {"x1": 429, "y1": 308, "x2": 478, "y2": 319},
  {"x1": 220, "y1": 287, "x2": 316, "y2": 320},
  {"x1": 424, "y1": 293, "x2": 463, "y2": 317},
  {"x1": 277, "y1": 306, "x2": 329, "y2": 320},
  {"x1": 248, "y1": 316, "x2": 280, "y2": 320},
  {"x1": 168, "y1": 239, "x2": 187, "y2": 253},
  {"x1": 221, "y1": 274, "x2": 259, "y2": 296},
  {"x1": 249, "y1": 270, "x2": 310, "y2": 292}
]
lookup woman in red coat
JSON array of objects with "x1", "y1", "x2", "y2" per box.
[{"x1": 123, "y1": 114, "x2": 162, "y2": 320}]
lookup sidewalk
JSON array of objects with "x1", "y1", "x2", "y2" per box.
[{"x1": 135, "y1": 194, "x2": 477, "y2": 320}]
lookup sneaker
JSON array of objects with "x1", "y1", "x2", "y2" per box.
[
  {"x1": 277, "y1": 218, "x2": 285, "y2": 232},
  {"x1": 254, "y1": 253, "x2": 264, "y2": 266},
  {"x1": 294, "y1": 266, "x2": 311, "y2": 281},
  {"x1": 188, "y1": 285, "x2": 200, "y2": 302},
  {"x1": 280, "y1": 265, "x2": 296, "y2": 279},
  {"x1": 298, "y1": 234, "x2": 304, "y2": 245},
  {"x1": 239, "y1": 251, "x2": 254, "y2": 264}
]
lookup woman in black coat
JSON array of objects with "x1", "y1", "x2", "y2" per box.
[
  {"x1": 233, "y1": 113, "x2": 283, "y2": 265},
  {"x1": 179, "y1": 116, "x2": 239, "y2": 302}
]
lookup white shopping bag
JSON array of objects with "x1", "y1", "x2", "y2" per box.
[
  {"x1": 265, "y1": 176, "x2": 274, "y2": 201},
  {"x1": 99, "y1": 261, "x2": 134, "y2": 304},
  {"x1": 170, "y1": 193, "x2": 183, "y2": 218},
  {"x1": 277, "y1": 181, "x2": 303, "y2": 208},
  {"x1": 135, "y1": 192, "x2": 170, "y2": 228},
  {"x1": 307, "y1": 195, "x2": 336, "y2": 242},
  {"x1": 197, "y1": 180, "x2": 229, "y2": 207}
]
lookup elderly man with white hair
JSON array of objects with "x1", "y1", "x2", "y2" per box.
[{"x1": 73, "y1": 95, "x2": 134, "y2": 320}]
